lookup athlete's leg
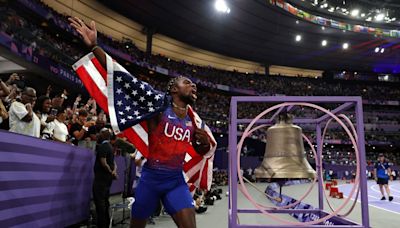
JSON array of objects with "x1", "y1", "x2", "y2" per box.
[
  {"x1": 130, "y1": 177, "x2": 161, "y2": 227},
  {"x1": 171, "y1": 207, "x2": 196, "y2": 228},
  {"x1": 130, "y1": 218, "x2": 147, "y2": 228},
  {"x1": 163, "y1": 183, "x2": 196, "y2": 228}
]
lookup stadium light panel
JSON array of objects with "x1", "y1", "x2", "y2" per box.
[{"x1": 215, "y1": 0, "x2": 230, "y2": 14}]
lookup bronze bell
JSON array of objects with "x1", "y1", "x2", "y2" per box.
[{"x1": 254, "y1": 113, "x2": 316, "y2": 179}]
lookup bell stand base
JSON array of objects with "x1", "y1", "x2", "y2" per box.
[
  {"x1": 228, "y1": 96, "x2": 370, "y2": 228},
  {"x1": 230, "y1": 209, "x2": 361, "y2": 228}
]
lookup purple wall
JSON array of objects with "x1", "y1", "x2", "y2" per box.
[
  {"x1": 214, "y1": 151, "x2": 262, "y2": 170},
  {"x1": 0, "y1": 130, "x2": 94, "y2": 227},
  {"x1": 110, "y1": 156, "x2": 132, "y2": 195}
]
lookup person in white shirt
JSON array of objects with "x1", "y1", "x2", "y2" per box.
[
  {"x1": 8, "y1": 87, "x2": 40, "y2": 138},
  {"x1": 52, "y1": 107, "x2": 69, "y2": 143}
]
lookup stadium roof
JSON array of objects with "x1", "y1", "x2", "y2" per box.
[{"x1": 99, "y1": 0, "x2": 400, "y2": 73}]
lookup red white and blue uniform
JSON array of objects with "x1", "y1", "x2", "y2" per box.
[{"x1": 131, "y1": 105, "x2": 196, "y2": 218}]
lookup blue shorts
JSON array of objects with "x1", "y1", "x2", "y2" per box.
[{"x1": 131, "y1": 166, "x2": 194, "y2": 219}]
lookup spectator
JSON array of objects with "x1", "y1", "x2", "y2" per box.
[
  {"x1": 8, "y1": 87, "x2": 40, "y2": 137},
  {"x1": 51, "y1": 91, "x2": 67, "y2": 109},
  {"x1": 69, "y1": 109, "x2": 95, "y2": 146},
  {"x1": 5, "y1": 73, "x2": 25, "y2": 92},
  {"x1": 52, "y1": 107, "x2": 69, "y2": 143},
  {"x1": 0, "y1": 77, "x2": 10, "y2": 98},
  {"x1": 89, "y1": 113, "x2": 107, "y2": 136},
  {"x1": 0, "y1": 98, "x2": 8, "y2": 125},
  {"x1": 34, "y1": 95, "x2": 55, "y2": 139}
]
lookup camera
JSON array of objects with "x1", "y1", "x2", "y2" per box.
[{"x1": 50, "y1": 108, "x2": 58, "y2": 116}]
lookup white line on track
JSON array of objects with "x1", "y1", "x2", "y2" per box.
[
  {"x1": 336, "y1": 183, "x2": 400, "y2": 215},
  {"x1": 389, "y1": 186, "x2": 400, "y2": 194},
  {"x1": 370, "y1": 185, "x2": 400, "y2": 199}
]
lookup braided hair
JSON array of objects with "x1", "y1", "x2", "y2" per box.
[{"x1": 166, "y1": 76, "x2": 184, "y2": 95}]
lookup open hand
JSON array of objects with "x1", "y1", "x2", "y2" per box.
[{"x1": 68, "y1": 17, "x2": 97, "y2": 48}]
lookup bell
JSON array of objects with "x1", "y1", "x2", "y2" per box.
[{"x1": 254, "y1": 113, "x2": 316, "y2": 179}]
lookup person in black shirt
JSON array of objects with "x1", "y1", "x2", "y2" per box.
[
  {"x1": 93, "y1": 128, "x2": 117, "y2": 228},
  {"x1": 69, "y1": 109, "x2": 95, "y2": 145}
]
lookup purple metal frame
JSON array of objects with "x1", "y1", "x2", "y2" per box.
[{"x1": 228, "y1": 96, "x2": 369, "y2": 228}]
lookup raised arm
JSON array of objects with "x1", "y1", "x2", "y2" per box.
[{"x1": 68, "y1": 17, "x2": 106, "y2": 69}]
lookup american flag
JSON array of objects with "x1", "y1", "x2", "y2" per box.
[{"x1": 72, "y1": 52, "x2": 216, "y2": 191}]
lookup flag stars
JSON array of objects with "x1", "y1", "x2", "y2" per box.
[
  {"x1": 155, "y1": 94, "x2": 162, "y2": 100},
  {"x1": 113, "y1": 75, "x2": 164, "y2": 124}
]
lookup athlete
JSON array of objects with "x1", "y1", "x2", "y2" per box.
[{"x1": 69, "y1": 17, "x2": 213, "y2": 228}]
